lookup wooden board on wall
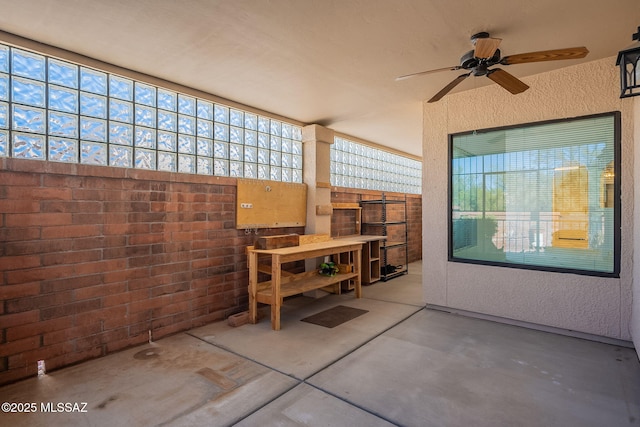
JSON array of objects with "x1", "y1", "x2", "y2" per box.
[{"x1": 237, "y1": 179, "x2": 307, "y2": 229}]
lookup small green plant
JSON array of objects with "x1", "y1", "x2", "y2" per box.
[{"x1": 318, "y1": 262, "x2": 339, "y2": 277}]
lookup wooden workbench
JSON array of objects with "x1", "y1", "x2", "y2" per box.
[{"x1": 247, "y1": 239, "x2": 363, "y2": 330}]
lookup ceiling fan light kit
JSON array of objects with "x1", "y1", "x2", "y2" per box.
[{"x1": 398, "y1": 32, "x2": 589, "y2": 103}]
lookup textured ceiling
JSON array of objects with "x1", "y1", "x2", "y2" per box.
[{"x1": 0, "y1": 0, "x2": 638, "y2": 157}]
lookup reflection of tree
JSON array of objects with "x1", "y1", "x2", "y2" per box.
[{"x1": 452, "y1": 170, "x2": 505, "y2": 213}]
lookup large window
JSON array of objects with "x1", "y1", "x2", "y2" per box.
[
  {"x1": 0, "y1": 43, "x2": 303, "y2": 182},
  {"x1": 449, "y1": 113, "x2": 620, "y2": 277},
  {"x1": 331, "y1": 136, "x2": 421, "y2": 194}
]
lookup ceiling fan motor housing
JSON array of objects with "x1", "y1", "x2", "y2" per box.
[
  {"x1": 460, "y1": 50, "x2": 478, "y2": 69},
  {"x1": 460, "y1": 49, "x2": 501, "y2": 72},
  {"x1": 471, "y1": 31, "x2": 491, "y2": 42}
]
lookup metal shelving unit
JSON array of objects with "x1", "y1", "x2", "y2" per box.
[{"x1": 360, "y1": 193, "x2": 408, "y2": 281}]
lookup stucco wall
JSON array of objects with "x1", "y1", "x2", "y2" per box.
[
  {"x1": 422, "y1": 56, "x2": 635, "y2": 341},
  {"x1": 633, "y1": 95, "x2": 640, "y2": 349}
]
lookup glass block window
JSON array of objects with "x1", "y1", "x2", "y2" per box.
[
  {"x1": 331, "y1": 136, "x2": 421, "y2": 194},
  {"x1": 0, "y1": 43, "x2": 303, "y2": 182},
  {"x1": 450, "y1": 113, "x2": 620, "y2": 277}
]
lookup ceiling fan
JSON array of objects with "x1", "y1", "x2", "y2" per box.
[{"x1": 397, "y1": 32, "x2": 589, "y2": 103}]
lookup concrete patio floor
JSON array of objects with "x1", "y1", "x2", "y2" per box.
[{"x1": 1, "y1": 261, "x2": 639, "y2": 426}]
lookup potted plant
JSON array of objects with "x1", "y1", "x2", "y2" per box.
[{"x1": 318, "y1": 261, "x2": 339, "y2": 277}]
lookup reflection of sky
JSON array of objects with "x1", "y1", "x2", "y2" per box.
[
  {"x1": 1, "y1": 44, "x2": 303, "y2": 182},
  {"x1": 453, "y1": 143, "x2": 609, "y2": 174},
  {"x1": 452, "y1": 117, "x2": 615, "y2": 215}
]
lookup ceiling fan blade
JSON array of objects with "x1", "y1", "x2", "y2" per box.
[
  {"x1": 501, "y1": 47, "x2": 589, "y2": 65},
  {"x1": 487, "y1": 68, "x2": 529, "y2": 94},
  {"x1": 428, "y1": 73, "x2": 471, "y2": 103},
  {"x1": 474, "y1": 37, "x2": 502, "y2": 59},
  {"x1": 396, "y1": 65, "x2": 462, "y2": 81}
]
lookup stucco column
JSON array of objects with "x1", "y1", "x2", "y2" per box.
[
  {"x1": 302, "y1": 124, "x2": 334, "y2": 236},
  {"x1": 302, "y1": 125, "x2": 335, "y2": 287}
]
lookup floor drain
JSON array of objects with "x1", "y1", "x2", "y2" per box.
[{"x1": 133, "y1": 348, "x2": 161, "y2": 360}]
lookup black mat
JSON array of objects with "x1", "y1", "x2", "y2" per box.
[{"x1": 300, "y1": 305, "x2": 368, "y2": 328}]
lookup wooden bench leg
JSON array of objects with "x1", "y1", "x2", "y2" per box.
[
  {"x1": 354, "y1": 248, "x2": 362, "y2": 298},
  {"x1": 271, "y1": 256, "x2": 282, "y2": 330},
  {"x1": 248, "y1": 251, "x2": 259, "y2": 324}
]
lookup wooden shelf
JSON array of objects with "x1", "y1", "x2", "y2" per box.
[
  {"x1": 332, "y1": 203, "x2": 362, "y2": 234},
  {"x1": 332, "y1": 203, "x2": 361, "y2": 209},
  {"x1": 255, "y1": 271, "x2": 358, "y2": 303},
  {"x1": 384, "y1": 241, "x2": 406, "y2": 248},
  {"x1": 336, "y1": 235, "x2": 384, "y2": 286},
  {"x1": 362, "y1": 221, "x2": 406, "y2": 226}
]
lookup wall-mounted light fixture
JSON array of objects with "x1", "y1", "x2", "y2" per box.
[{"x1": 616, "y1": 26, "x2": 640, "y2": 98}]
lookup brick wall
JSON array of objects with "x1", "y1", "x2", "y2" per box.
[
  {"x1": 406, "y1": 195, "x2": 422, "y2": 263},
  {"x1": 331, "y1": 188, "x2": 422, "y2": 263},
  {"x1": 0, "y1": 159, "x2": 302, "y2": 385}
]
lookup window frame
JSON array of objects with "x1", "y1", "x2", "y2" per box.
[{"x1": 447, "y1": 111, "x2": 621, "y2": 278}]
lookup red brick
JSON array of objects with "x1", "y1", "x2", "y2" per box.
[
  {"x1": 6, "y1": 186, "x2": 73, "y2": 201},
  {"x1": 149, "y1": 282, "x2": 190, "y2": 298},
  {"x1": 0, "y1": 282, "x2": 40, "y2": 300},
  {"x1": 2, "y1": 310, "x2": 39, "y2": 328},
  {"x1": 6, "y1": 291, "x2": 73, "y2": 313},
  {"x1": 130, "y1": 297, "x2": 167, "y2": 314},
  {"x1": 73, "y1": 259, "x2": 126, "y2": 276},
  {"x1": 20, "y1": 341, "x2": 75, "y2": 368},
  {"x1": 71, "y1": 188, "x2": 109, "y2": 201},
  {"x1": 128, "y1": 273, "x2": 170, "y2": 291},
  {"x1": 0, "y1": 200, "x2": 40, "y2": 213},
  {"x1": 40, "y1": 274, "x2": 103, "y2": 293},
  {"x1": 128, "y1": 254, "x2": 165, "y2": 269},
  {"x1": 42, "y1": 174, "x2": 84, "y2": 188},
  {"x1": 72, "y1": 213, "x2": 106, "y2": 224},
  {"x1": 103, "y1": 223, "x2": 131, "y2": 235},
  {"x1": 41, "y1": 249, "x2": 102, "y2": 267},
  {"x1": 73, "y1": 236, "x2": 123, "y2": 251},
  {"x1": 0, "y1": 255, "x2": 41, "y2": 271},
  {"x1": 152, "y1": 301, "x2": 190, "y2": 318},
  {"x1": 74, "y1": 166, "x2": 126, "y2": 182},
  {"x1": 127, "y1": 212, "x2": 167, "y2": 223},
  {"x1": 40, "y1": 299, "x2": 102, "y2": 321},
  {"x1": 128, "y1": 233, "x2": 164, "y2": 245},
  {"x1": 100, "y1": 306, "x2": 129, "y2": 330},
  {"x1": 150, "y1": 261, "x2": 190, "y2": 277},
  {"x1": 101, "y1": 291, "x2": 131, "y2": 308},
  {"x1": 129, "y1": 321, "x2": 152, "y2": 338},
  {"x1": 167, "y1": 289, "x2": 194, "y2": 305},
  {"x1": 0, "y1": 172, "x2": 40, "y2": 187},
  {"x1": 74, "y1": 282, "x2": 127, "y2": 301},
  {"x1": 0, "y1": 336, "x2": 40, "y2": 357},
  {"x1": 7, "y1": 316, "x2": 74, "y2": 341},
  {"x1": 41, "y1": 224, "x2": 102, "y2": 239},
  {"x1": 0, "y1": 227, "x2": 41, "y2": 243},
  {"x1": 63, "y1": 346, "x2": 104, "y2": 366},
  {"x1": 105, "y1": 334, "x2": 147, "y2": 354},
  {"x1": 41, "y1": 200, "x2": 102, "y2": 213},
  {"x1": 4, "y1": 239, "x2": 74, "y2": 256},
  {"x1": 102, "y1": 212, "x2": 128, "y2": 224},
  {"x1": 5, "y1": 212, "x2": 73, "y2": 227},
  {"x1": 103, "y1": 267, "x2": 148, "y2": 284},
  {"x1": 151, "y1": 320, "x2": 191, "y2": 339},
  {"x1": 6, "y1": 265, "x2": 76, "y2": 285},
  {"x1": 74, "y1": 333, "x2": 104, "y2": 352}
]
